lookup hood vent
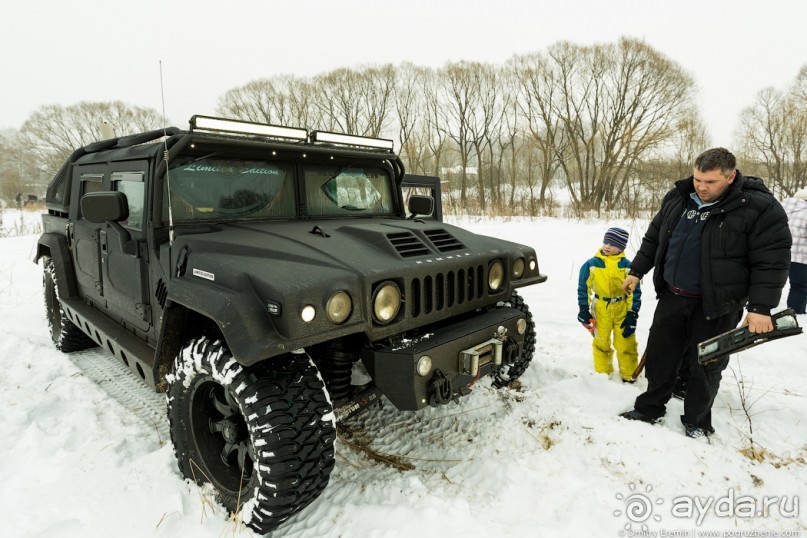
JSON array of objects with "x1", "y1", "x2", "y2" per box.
[
  {"x1": 424, "y1": 229, "x2": 465, "y2": 252},
  {"x1": 387, "y1": 231, "x2": 430, "y2": 258}
]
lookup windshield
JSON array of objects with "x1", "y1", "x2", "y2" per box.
[
  {"x1": 304, "y1": 165, "x2": 394, "y2": 217},
  {"x1": 164, "y1": 158, "x2": 295, "y2": 221}
]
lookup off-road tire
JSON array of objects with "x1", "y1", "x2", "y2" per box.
[
  {"x1": 492, "y1": 291, "x2": 535, "y2": 388},
  {"x1": 167, "y1": 337, "x2": 336, "y2": 534},
  {"x1": 42, "y1": 256, "x2": 96, "y2": 352}
]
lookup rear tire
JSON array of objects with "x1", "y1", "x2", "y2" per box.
[
  {"x1": 492, "y1": 291, "x2": 536, "y2": 388},
  {"x1": 167, "y1": 338, "x2": 336, "y2": 534},
  {"x1": 42, "y1": 256, "x2": 96, "y2": 352}
]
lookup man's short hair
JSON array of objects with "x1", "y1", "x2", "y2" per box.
[{"x1": 695, "y1": 148, "x2": 736, "y2": 177}]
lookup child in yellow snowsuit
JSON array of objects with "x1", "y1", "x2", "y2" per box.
[{"x1": 577, "y1": 227, "x2": 641, "y2": 381}]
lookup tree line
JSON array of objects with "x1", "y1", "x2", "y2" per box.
[{"x1": 2, "y1": 38, "x2": 805, "y2": 216}]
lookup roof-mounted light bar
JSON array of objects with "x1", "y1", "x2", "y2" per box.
[
  {"x1": 311, "y1": 130, "x2": 394, "y2": 151},
  {"x1": 190, "y1": 115, "x2": 308, "y2": 142}
]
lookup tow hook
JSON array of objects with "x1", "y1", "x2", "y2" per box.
[
  {"x1": 504, "y1": 337, "x2": 520, "y2": 364},
  {"x1": 428, "y1": 369, "x2": 453, "y2": 406}
]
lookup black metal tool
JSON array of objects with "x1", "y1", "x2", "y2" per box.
[{"x1": 697, "y1": 308, "x2": 803, "y2": 365}]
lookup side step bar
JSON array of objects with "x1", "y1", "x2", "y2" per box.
[{"x1": 61, "y1": 298, "x2": 158, "y2": 389}]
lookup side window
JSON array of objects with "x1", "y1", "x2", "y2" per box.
[
  {"x1": 112, "y1": 171, "x2": 145, "y2": 231},
  {"x1": 80, "y1": 174, "x2": 104, "y2": 196},
  {"x1": 402, "y1": 185, "x2": 437, "y2": 219}
]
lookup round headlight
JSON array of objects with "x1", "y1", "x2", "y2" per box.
[
  {"x1": 529, "y1": 258, "x2": 537, "y2": 271},
  {"x1": 326, "y1": 291, "x2": 352, "y2": 324},
  {"x1": 488, "y1": 260, "x2": 504, "y2": 292},
  {"x1": 373, "y1": 282, "x2": 401, "y2": 324},
  {"x1": 513, "y1": 258, "x2": 525, "y2": 279},
  {"x1": 301, "y1": 304, "x2": 316, "y2": 322}
]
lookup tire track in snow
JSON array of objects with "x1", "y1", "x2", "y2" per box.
[{"x1": 70, "y1": 349, "x2": 170, "y2": 444}]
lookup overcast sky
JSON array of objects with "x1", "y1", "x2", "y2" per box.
[{"x1": 2, "y1": 0, "x2": 806, "y2": 148}]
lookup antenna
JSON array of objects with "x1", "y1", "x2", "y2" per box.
[{"x1": 159, "y1": 60, "x2": 175, "y2": 245}]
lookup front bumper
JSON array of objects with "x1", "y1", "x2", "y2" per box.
[{"x1": 361, "y1": 306, "x2": 528, "y2": 410}]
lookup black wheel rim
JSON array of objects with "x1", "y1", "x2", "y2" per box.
[{"x1": 188, "y1": 377, "x2": 254, "y2": 494}]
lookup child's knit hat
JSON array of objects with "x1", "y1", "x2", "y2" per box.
[{"x1": 603, "y1": 227, "x2": 629, "y2": 250}]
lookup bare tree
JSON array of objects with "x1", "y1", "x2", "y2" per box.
[
  {"x1": 216, "y1": 75, "x2": 315, "y2": 128},
  {"x1": 530, "y1": 39, "x2": 696, "y2": 216},
  {"x1": 312, "y1": 65, "x2": 396, "y2": 137},
  {"x1": 0, "y1": 129, "x2": 29, "y2": 201},
  {"x1": 19, "y1": 101, "x2": 164, "y2": 178},
  {"x1": 394, "y1": 63, "x2": 431, "y2": 174},
  {"x1": 511, "y1": 52, "x2": 567, "y2": 211},
  {"x1": 737, "y1": 85, "x2": 806, "y2": 196},
  {"x1": 436, "y1": 61, "x2": 483, "y2": 209}
]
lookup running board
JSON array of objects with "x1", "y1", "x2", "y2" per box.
[
  {"x1": 697, "y1": 308, "x2": 802, "y2": 365},
  {"x1": 60, "y1": 298, "x2": 158, "y2": 389}
]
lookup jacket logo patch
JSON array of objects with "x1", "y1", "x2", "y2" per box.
[{"x1": 687, "y1": 210, "x2": 697, "y2": 219}]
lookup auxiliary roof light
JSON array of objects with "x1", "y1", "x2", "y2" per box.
[
  {"x1": 311, "y1": 130, "x2": 394, "y2": 151},
  {"x1": 191, "y1": 115, "x2": 308, "y2": 141}
]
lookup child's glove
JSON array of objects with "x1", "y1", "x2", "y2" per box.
[
  {"x1": 577, "y1": 307, "x2": 593, "y2": 325},
  {"x1": 621, "y1": 310, "x2": 638, "y2": 337}
]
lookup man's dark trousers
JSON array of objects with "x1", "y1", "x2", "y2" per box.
[{"x1": 635, "y1": 288, "x2": 741, "y2": 431}]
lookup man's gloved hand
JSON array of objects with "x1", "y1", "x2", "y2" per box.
[
  {"x1": 621, "y1": 310, "x2": 638, "y2": 338},
  {"x1": 577, "y1": 307, "x2": 593, "y2": 325}
]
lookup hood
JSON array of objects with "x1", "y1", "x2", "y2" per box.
[
  {"x1": 162, "y1": 217, "x2": 542, "y2": 363},
  {"x1": 171, "y1": 218, "x2": 519, "y2": 281}
]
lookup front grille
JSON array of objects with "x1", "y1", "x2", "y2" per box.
[
  {"x1": 387, "y1": 231, "x2": 430, "y2": 257},
  {"x1": 409, "y1": 265, "x2": 485, "y2": 318},
  {"x1": 424, "y1": 229, "x2": 465, "y2": 252}
]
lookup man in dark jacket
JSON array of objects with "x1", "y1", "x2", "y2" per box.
[{"x1": 619, "y1": 148, "x2": 791, "y2": 438}]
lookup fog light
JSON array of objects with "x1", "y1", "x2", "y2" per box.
[
  {"x1": 517, "y1": 318, "x2": 527, "y2": 334},
  {"x1": 529, "y1": 258, "x2": 536, "y2": 271},
  {"x1": 416, "y1": 355, "x2": 433, "y2": 377},
  {"x1": 301, "y1": 305, "x2": 316, "y2": 322}
]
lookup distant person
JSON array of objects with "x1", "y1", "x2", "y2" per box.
[
  {"x1": 783, "y1": 187, "x2": 807, "y2": 314},
  {"x1": 15, "y1": 192, "x2": 22, "y2": 211},
  {"x1": 619, "y1": 148, "x2": 791, "y2": 439},
  {"x1": 577, "y1": 227, "x2": 642, "y2": 382}
]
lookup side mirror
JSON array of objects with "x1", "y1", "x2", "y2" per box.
[
  {"x1": 407, "y1": 195, "x2": 434, "y2": 219},
  {"x1": 81, "y1": 191, "x2": 129, "y2": 223}
]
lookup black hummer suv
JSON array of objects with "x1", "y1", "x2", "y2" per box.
[{"x1": 35, "y1": 116, "x2": 546, "y2": 534}]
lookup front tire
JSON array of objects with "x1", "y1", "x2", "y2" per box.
[
  {"x1": 167, "y1": 338, "x2": 336, "y2": 534},
  {"x1": 42, "y1": 256, "x2": 96, "y2": 352},
  {"x1": 492, "y1": 291, "x2": 536, "y2": 388}
]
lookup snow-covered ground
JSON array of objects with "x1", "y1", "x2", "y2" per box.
[{"x1": 1, "y1": 210, "x2": 805, "y2": 537}]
